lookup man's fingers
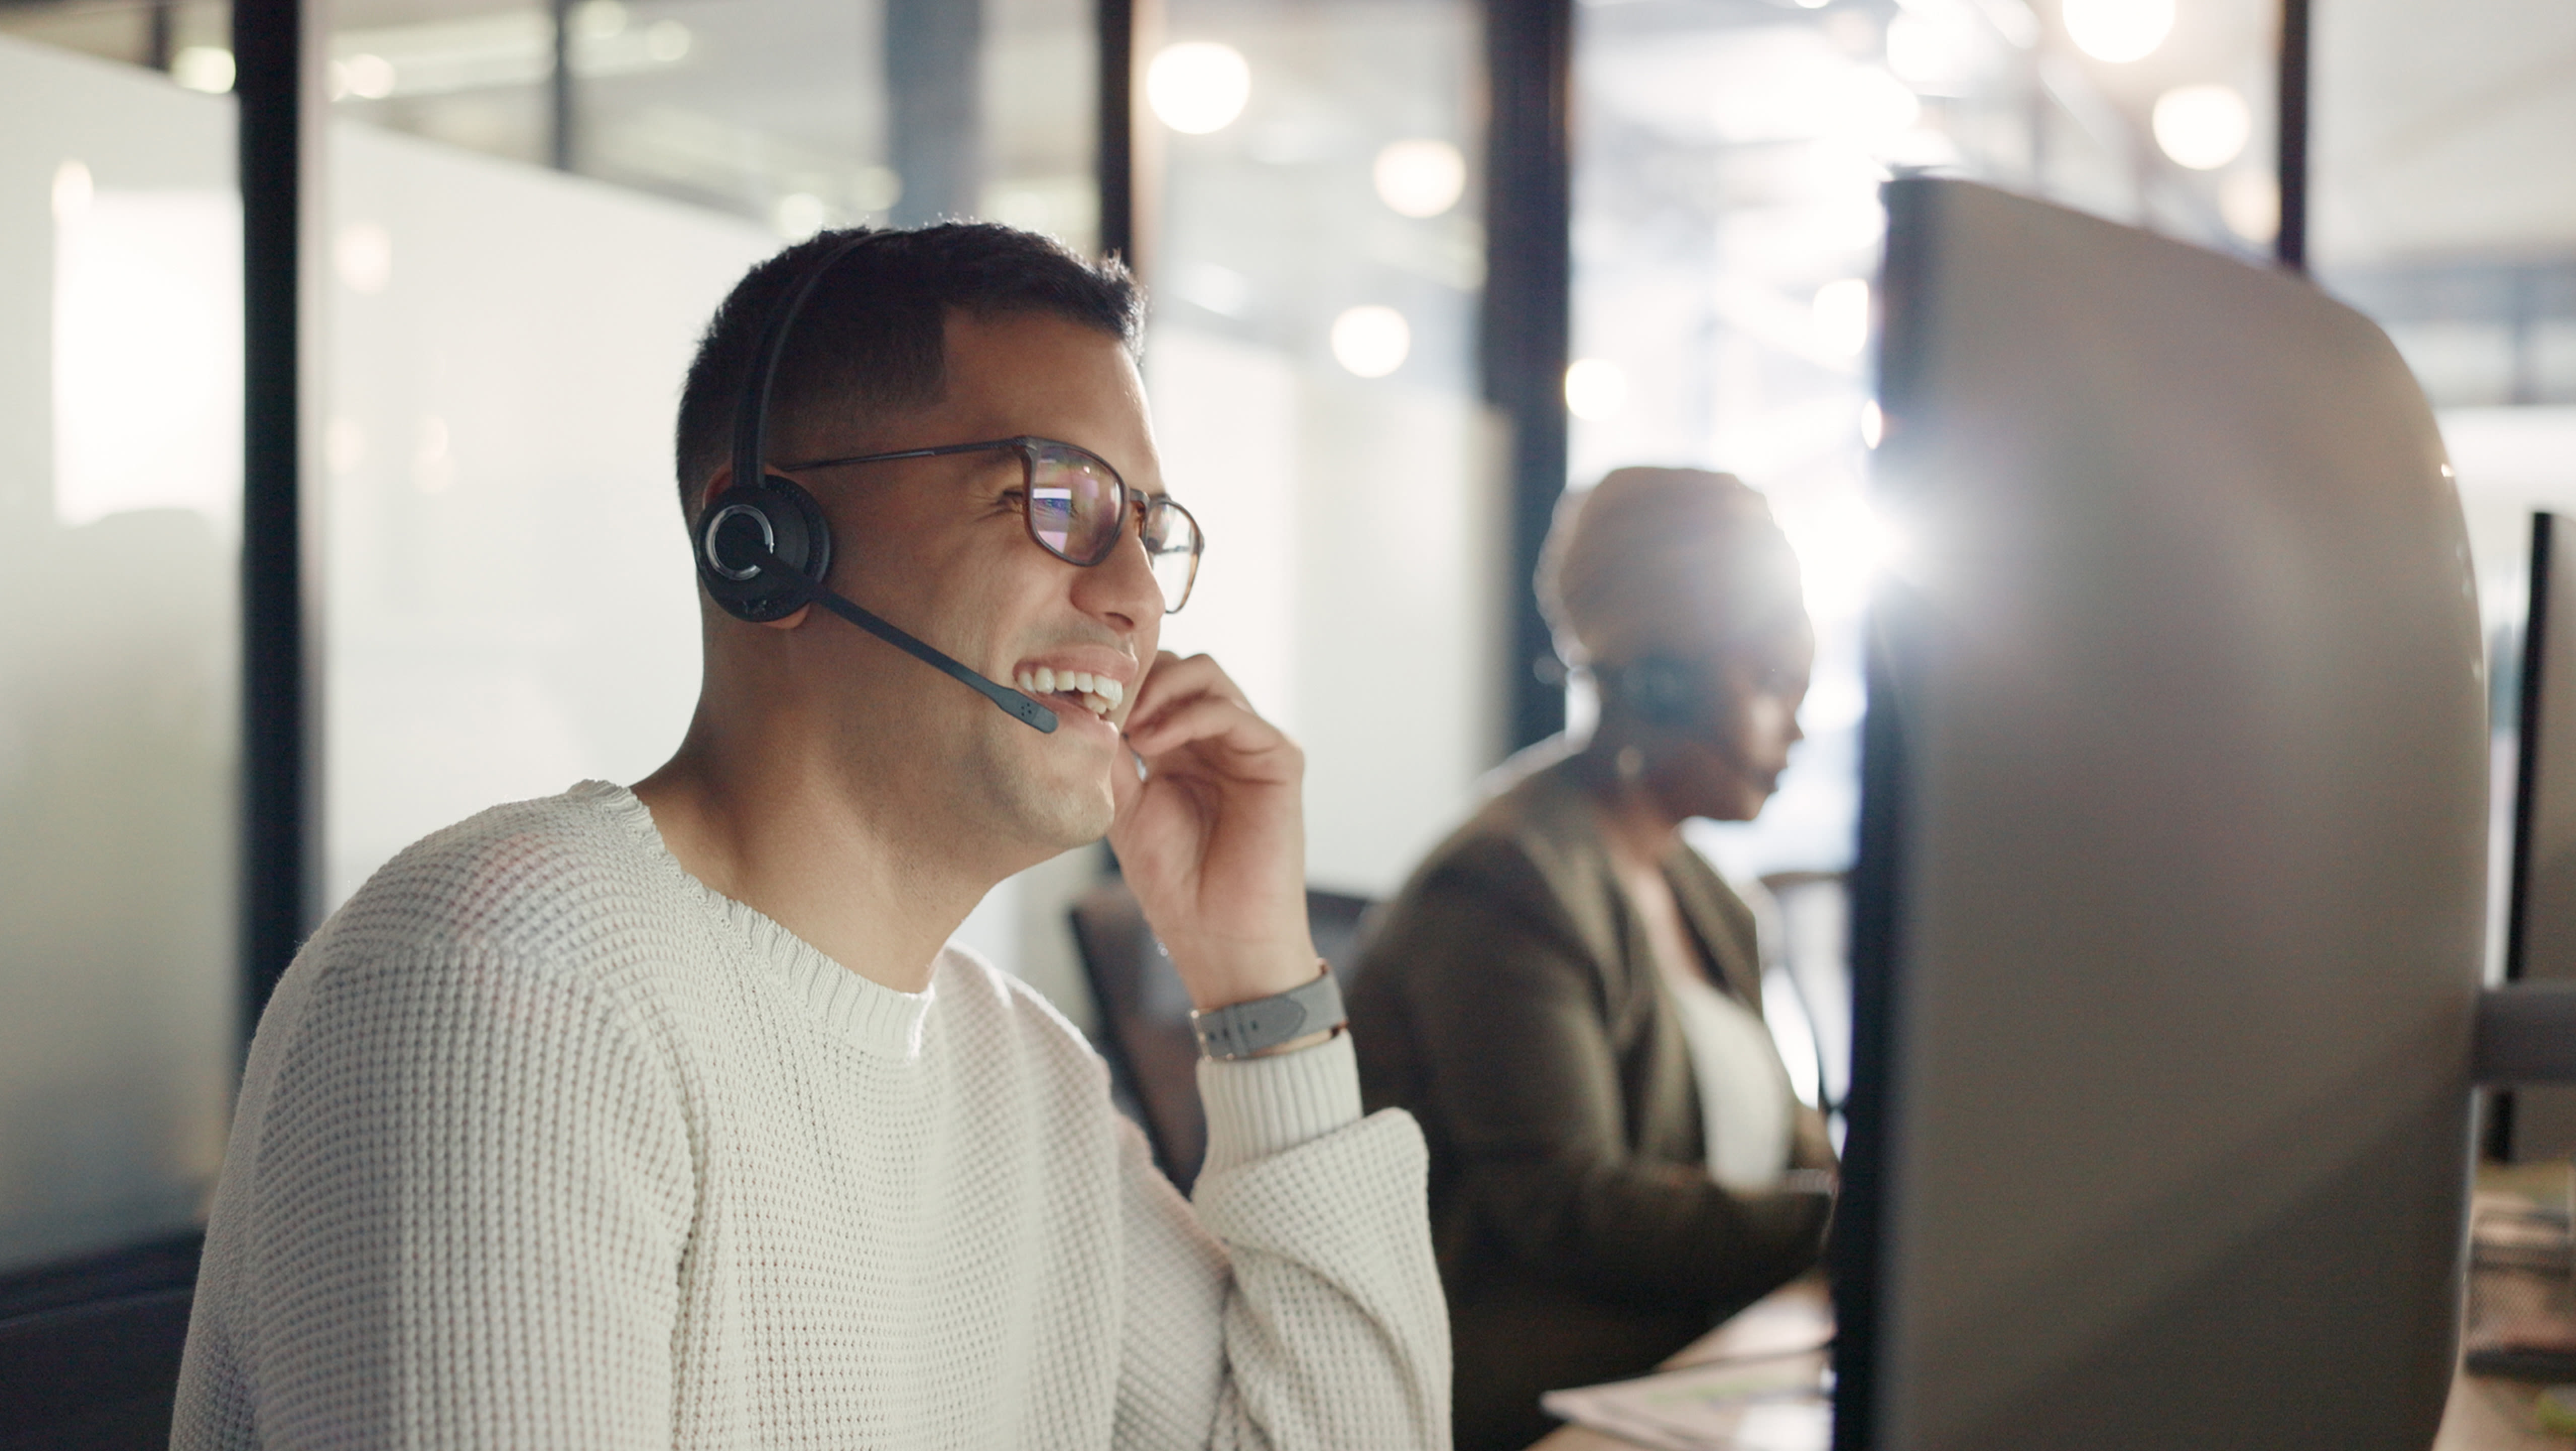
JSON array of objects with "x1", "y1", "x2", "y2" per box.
[
  {"x1": 1109, "y1": 742, "x2": 1147, "y2": 819},
  {"x1": 1124, "y1": 692, "x2": 1294, "y2": 769},
  {"x1": 1122, "y1": 651, "x2": 1252, "y2": 735}
]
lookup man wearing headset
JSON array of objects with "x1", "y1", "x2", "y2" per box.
[{"x1": 174, "y1": 225, "x2": 1445, "y2": 1448}]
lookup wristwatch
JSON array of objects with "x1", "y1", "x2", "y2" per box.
[{"x1": 1190, "y1": 964, "x2": 1346, "y2": 1060}]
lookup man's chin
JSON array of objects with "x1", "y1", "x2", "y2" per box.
[{"x1": 1013, "y1": 773, "x2": 1119, "y2": 853}]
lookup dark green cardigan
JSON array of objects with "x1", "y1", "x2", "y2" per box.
[{"x1": 1348, "y1": 753, "x2": 1834, "y2": 1451}]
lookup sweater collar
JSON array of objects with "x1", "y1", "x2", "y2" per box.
[{"x1": 568, "y1": 780, "x2": 938, "y2": 1061}]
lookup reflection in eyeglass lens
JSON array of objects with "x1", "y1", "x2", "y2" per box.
[
  {"x1": 1030, "y1": 487, "x2": 1076, "y2": 555},
  {"x1": 1028, "y1": 448, "x2": 1123, "y2": 564}
]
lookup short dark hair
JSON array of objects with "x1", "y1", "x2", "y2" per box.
[{"x1": 673, "y1": 222, "x2": 1143, "y2": 516}]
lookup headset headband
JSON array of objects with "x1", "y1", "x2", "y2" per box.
[{"x1": 730, "y1": 232, "x2": 874, "y2": 501}]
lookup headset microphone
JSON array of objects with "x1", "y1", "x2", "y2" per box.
[
  {"x1": 744, "y1": 548, "x2": 1058, "y2": 734},
  {"x1": 695, "y1": 231, "x2": 1058, "y2": 734}
]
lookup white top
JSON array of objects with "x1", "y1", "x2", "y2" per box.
[
  {"x1": 1662, "y1": 968, "x2": 1795, "y2": 1192},
  {"x1": 174, "y1": 782, "x2": 1448, "y2": 1449}
]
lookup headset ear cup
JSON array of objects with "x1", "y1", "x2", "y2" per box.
[
  {"x1": 1626, "y1": 656, "x2": 1698, "y2": 730},
  {"x1": 694, "y1": 475, "x2": 836, "y2": 622}
]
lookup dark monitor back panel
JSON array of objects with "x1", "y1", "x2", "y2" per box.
[
  {"x1": 2501, "y1": 512, "x2": 2576, "y2": 1159},
  {"x1": 1838, "y1": 179, "x2": 2486, "y2": 1451}
]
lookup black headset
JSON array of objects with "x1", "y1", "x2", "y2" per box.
[
  {"x1": 1612, "y1": 654, "x2": 1701, "y2": 730},
  {"x1": 692, "y1": 234, "x2": 1058, "y2": 734}
]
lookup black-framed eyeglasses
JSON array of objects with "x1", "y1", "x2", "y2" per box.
[{"x1": 783, "y1": 435, "x2": 1203, "y2": 613}]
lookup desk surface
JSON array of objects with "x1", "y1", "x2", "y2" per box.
[{"x1": 1528, "y1": 1281, "x2": 2573, "y2": 1451}]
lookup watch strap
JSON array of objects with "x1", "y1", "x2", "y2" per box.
[{"x1": 1190, "y1": 965, "x2": 1345, "y2": 1060}]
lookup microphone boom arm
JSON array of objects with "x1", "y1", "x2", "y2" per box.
[{"x1": 761, "y1": 551, "x2": 1060, "y2": 734}]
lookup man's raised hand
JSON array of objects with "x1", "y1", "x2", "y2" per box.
[{"x1": 1108, "y1": 651, "x2": 1321, "y2": 1012}]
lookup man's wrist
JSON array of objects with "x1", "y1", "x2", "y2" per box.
[
  {"x1": 1247, "y1": 1025, "x2": 1341, "y2": 1058},
  {"x1": 1190, "y1": 962, "x2": 1344, "y2": 1060},
  {"x1": 1172, "y1": 941, "x2": 1325, "y2": 1012}
]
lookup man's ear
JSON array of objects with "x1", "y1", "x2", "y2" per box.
[{"x1": 693, "y1": 462, "x2": 734, "y2": 517}]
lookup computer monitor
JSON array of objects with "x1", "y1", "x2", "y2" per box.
[
  {"x1": 2495, "y1": 511, "x2": 2576, "y2": 1161},
  {"x1": 1833, "y1": 178, "x2": 2487, "y2": 1450}
]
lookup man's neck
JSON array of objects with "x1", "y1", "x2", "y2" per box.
[{"x1": 632, "y1": 713, "x2": 1003, "y2": 995}]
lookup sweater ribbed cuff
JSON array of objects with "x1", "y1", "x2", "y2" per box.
[{"x1": 1194, "y1": 1030, "x2": 1363, "y2": 1177}]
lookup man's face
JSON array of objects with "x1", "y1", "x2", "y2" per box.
[{"x1": 767, "y1": 309, "x2": 1166, "y2": 860}]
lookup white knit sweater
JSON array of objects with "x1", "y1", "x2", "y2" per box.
[{"x1": 174, "y1": 782, "x2": 1448, "y2": 1449}]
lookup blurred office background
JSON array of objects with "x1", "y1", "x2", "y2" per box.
[{"x1": 0, "y1": 0, "x2": 2570, "y2": 1422}]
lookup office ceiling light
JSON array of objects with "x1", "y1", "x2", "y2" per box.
[
  {"x1": 172, "y1": 45, "x2": 235, "y2": 93},
  {"x1": 341, "y1": 53, "x2": 396, "y2": 99},
  {"x1": 1330, "y1": 305, "x2": 1410, "y2": 378},
  {"x1": 1148, "y1": 42, "x2": 1251, "y2": 135},
  {"x1": 2152, "y1": 84, "x2": 2252, "y2": 170},
  {"x1": 1564, "y1": 359, "x2": 1628, "y2": 422},
  {"x1": 2062, "y1": 0, "x2": 2171, "y2": 62},
  {"x1": 1373, "y1": 140, "x2": 1466, "y2": 219}
]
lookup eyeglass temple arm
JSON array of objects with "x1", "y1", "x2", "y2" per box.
[{"x1": 758, "y1": 548, "x2": 1059, "y2": 735}]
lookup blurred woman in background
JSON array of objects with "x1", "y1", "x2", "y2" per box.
[{"x1": 1348, "y1": 466, "x2": 1837, "y2": 1451}]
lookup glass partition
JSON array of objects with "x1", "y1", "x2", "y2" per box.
[
  {"x1": 1571, "y1": 0, "x2": 2277, "y2": 1111},
  {"x1": 325, "y1": 0, "x2": 1096, "y2": 250},
  {"x1": 319, "y1": 121, "x2": 772, "y2": 907},
  {"x1": 1143, "y1": 0, "x2": 1502, "y2": 898},
  {"x1": 0, "y1": 36, "x2": 240, "y2": 1273},
  {"x1": 2313, "y1": 0, "x2": 2576, "y2": 988},
  {"x1": 1574, "y1": 0, "x2": 2280, "y2": 893}
]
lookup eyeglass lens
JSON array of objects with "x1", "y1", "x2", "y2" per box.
[
  {"x1": 1024, "y1": 442, "x2": 1125, "y2": 566},
  {"x1": 1023, "y1": 442, "x2": 1203, "y2": 613},
  {"x1": 1141, "y1": 499, "x2": 1202, "y2": 614}
]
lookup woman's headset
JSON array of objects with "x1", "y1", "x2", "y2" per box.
[{"x1": 1608, "y1": 655, "x2": 1704, "y2": 730}]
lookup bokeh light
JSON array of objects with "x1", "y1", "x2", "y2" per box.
[
  {"x1": 772, "y1": 192, "x2": 829, "y2": 241},
  {"x1": 173, "y1": 45, "x2": 235, "y2": 93},
  {"x1": 1564, "y1": 358, "x2": 1627, "y2": 420},
  {"x1": 2151, "y1": 84, "x2": 2251, "y2": 170},
  {"x1": 1148, "y1": 42, "x2": 1252, "y2": 135},
  {"x1": 1373, "y1": 139, "x2": 1467, "y2": 219},
  {"x1": 2219, "y1": 170, "x2": 2279, "y2": 242},
  {"x1": 2063, "y1": 0, "x2": 2173, "y2": 63},
  {"x1": 1330, "y1": 305, "x2": 1411, "y2": 378}
]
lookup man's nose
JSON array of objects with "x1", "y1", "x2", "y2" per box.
[{"x1": 1073, "y1": 526, "x2": 1164, "y2": 632}]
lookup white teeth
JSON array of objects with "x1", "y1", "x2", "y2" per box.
[{"x1": 1017, "y1": 667, "x2": 1124, "y2": 713}]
